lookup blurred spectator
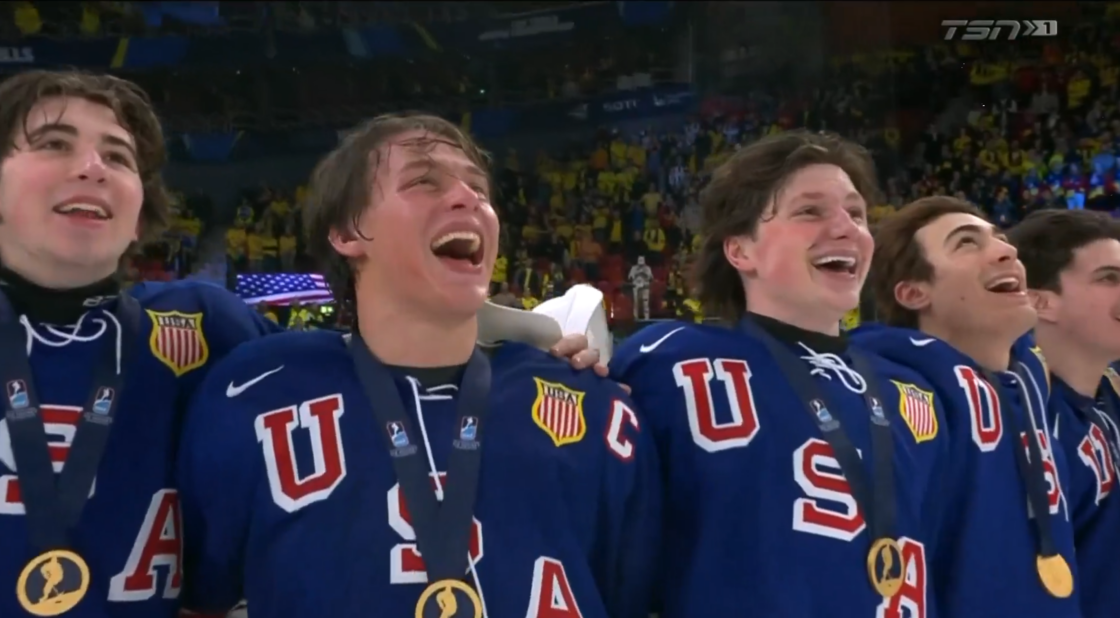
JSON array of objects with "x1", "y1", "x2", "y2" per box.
[
  {"x1": 14, "y1": 2, "x2": 41, "y2": 35},
  {"x1": 628, "y1": 256, "x2": 653, "y2": 321},
  {"x1": 490, "y1": 282, "x2": 520, "y2": 308}
]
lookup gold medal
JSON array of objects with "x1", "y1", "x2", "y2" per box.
[
  {"x1": 415, "y1": 579, "x2": 482, "y2": 618},
  {"x1": 866, "y1": 537, "x2": 904, "y2": 598},
  {"x1": 1036, "y1": 554, "x2": 1074, "y2": 598},
  {"x1": 16, "y1": 550, "x2": 90, "y2": 617}
]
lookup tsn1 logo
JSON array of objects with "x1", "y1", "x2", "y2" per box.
[{"x1": 942, "y1": 19, "x2": 1058, "y2": 41}]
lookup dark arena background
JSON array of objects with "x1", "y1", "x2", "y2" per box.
[{"x1": 1, "y1": 0, "x2": 1104, "y2": 340}]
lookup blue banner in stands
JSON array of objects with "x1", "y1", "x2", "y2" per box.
[
  {"x1": 618, "y1": 1, "x2": 676, "y2": 26},
  {"x1": 181, "y1": 132, "x2": 241, "y2": 163},
  {"x1": 471, "y1": 84, "x2": 695, "y2": 138},
  {"x1": 123, "y1": 36, "x2": 189, "y2": 68},
  {"x1": 0, "y1": 39, "x2": 118, "y2": 69},
  {"x1": 587, "y1": 85, "x2": 696, "y2": 123},
  {"x1": 427, "y1": 1, "x2": 672, "y2": 53},
  {"x1": 340, "y1": 25, "x2": 411, "y2": 58},
  {"x1": 141, "y1": 2, "x2": 225, "y2": 28}
]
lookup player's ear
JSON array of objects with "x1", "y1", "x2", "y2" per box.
[
  {"x1": 1029, "y1": 288, "x2": 1059, "y2": 323},
  {"x1": 329, "y1": 225, "x2": 365, "y2": 259},
  {"x1": 893, "y1": 279, "x2": 931, "y2": 312},
  {"x1": 723, "y1": 235, "x2": 756, "y2": 275}
]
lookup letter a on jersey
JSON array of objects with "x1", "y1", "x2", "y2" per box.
[
  {"x1": 531, "y1": 378, "x2": 586, "y2": 447},
  {"x1": 891, "y1": 380, "x2": 938, "y2": 443},
  {"x1": 146, "y1": 310, "x2": 209, "y2": 377}
]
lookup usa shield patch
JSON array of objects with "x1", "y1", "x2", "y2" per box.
[
  {"x1": 531, "y1": 378, "x2": 586, "y2": 447},
  {"x1": 891, "y1": 380, "x2": 938, "y2": 443},
  {"x1": 146, "y1": 310, "x2": 209, "y2": 376}
]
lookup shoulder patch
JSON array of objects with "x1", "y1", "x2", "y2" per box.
[
  {"x1": 891, "y1": 380, "x2": 938, "y2": 443},
  {"x1": 531, "y1": 378, "x2": 586, "y2": 447},
  {"x1": 1105, "y1": 367, "x2": 1120, "y2": 399},
  {"x1": 146, "y1": 309, "x2": 210, "y2": 376}
]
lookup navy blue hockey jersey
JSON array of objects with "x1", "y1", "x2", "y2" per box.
[
  {"x1": 851, "y1": 325, "x2": 1080, "y2": 618},
  {"x1": 177, "y1": 330, "x2": 660, "y2": 618},
  {"x1": 610, "y1": 320, "x2": 949, "y2": 618},
  {"x1": 0, "y1": 281, "x2": 280, "y2": 618},
  {"x1": 1049, "y1": 366, "x2": 1120, "y2": 618}
]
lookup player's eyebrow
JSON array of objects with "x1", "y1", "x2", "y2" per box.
[
  {"x1": 25, "y1": 122, "x2": 137, "y2": 160},
  {"x1": 943, "y1": 223, "x2": 988, "y2": 247},
  {"x1": 1091, "y1": 265, "x2": 1120, "y2": 277},
  {"x1": 398, "y1": 158, "x2": 487, "y2": 181},
  {"x1": 791, "y1": 190, "x2": 864, "y2": 202}
]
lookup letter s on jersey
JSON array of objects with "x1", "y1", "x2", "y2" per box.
[
  {"x1": 255, "y1": 394, "x2": 347, "y2": 514},
  {"x1": 0, "y1": 405, "x2": 95, "y2": 514},
  {"x1": 1024, "y1": 429, "x2": 1065, "y2": 515},
  {"x1": 387, "y1": 474, "x2": 484, "y2": 585},
  {"x1": 673, "y1": 358, "x2": 761, "y2": 452},
  {"x1": 792, "y1": 438, "x2": 864, "y2": 541}
]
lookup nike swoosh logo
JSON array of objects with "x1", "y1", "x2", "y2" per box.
[
  {"x1": 226, "y1": 366, "x2": 284, "y2": 398},
  {"x1": 910, "y1": 338, "x2": 936, "y2": 347},
  {"x1": 640, "y1": 326, "x2": 686, "y2": 353}
]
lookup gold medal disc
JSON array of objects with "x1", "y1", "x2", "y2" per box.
[
  {"x1": 1036, "y1": 554, "x2": 1074, "y2": 598},
  {"x1": 867, "y1": 537, "x2": 904, "y2": 598},
  {"x1": 415, "y1": 579, "x2": 482, "y2": 618},
  {"x1": 16, "y1": 550, "x2": 90, "y2": 617}
]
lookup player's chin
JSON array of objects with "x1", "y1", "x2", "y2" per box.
[
  {"x1": 436, "y1": 282, "x2": 490, "y2": 313},
  {"x1": 808, "y1": 287, "x2": 857, "y2": 316},
  {"x1": 980, "y1": 301, "x2": 1037, "y2": 335},
  {"x1": 811, "y1": 277, "x2": 860, "y2": 305},
  {"x1": 52, "y1": 243, "x2": 119, "y2": 269}
]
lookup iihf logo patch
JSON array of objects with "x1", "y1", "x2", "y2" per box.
[
  {"x1": 869, "y1": 396, "x2": 888, "y2": 426},
  {"x1": 460, "y1": 416, "x2": 478, "y2": 441},
  {"x1": 454, "y1": 416, "x2": 481, "y2": 451},
  {"x1": 92, "y1": 388, "x2": 114, "y2": 415},
  {"x1": 6, "y1": 380, "x2": 28, "y2": 410},
  {"x1": 387, "y1": 422, "x2": 409, "y2": 448},
  {"x1": 811, "y1": 398, "x2": 839, "y2": 430},
  {"x1": 811, "y1": 399, "x2": 831, "y2": 423},
  {"x1": 386, "y1": 421, "x2": 418, "y2": 457}
]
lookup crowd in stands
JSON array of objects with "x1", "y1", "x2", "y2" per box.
[{"x1": 11, "y1": 2, "x2": 1120, "y2": 334}]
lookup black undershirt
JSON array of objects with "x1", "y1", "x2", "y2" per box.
[
  {"x1": 0, "y1": 266, "x2": 120, "y2": 324},
  {"x1": 387, "y1": 343, "x2": 501, "y2": 390},
  {"x1": 746, "y1": 311, "x2": 848, "y2": 355}
]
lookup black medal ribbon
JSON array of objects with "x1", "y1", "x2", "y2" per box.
[
  {"x1": 1092, "y1": 385, "x2": 1120, "y2": 457},
  {"x1": 981, "y1": 368, "x2": 1059, "y2": 559},
  {"x1": 349, "y1": 336, "x2": 491, "y2": 582},
  {"x1": 738, "y1": 318, "x2": 897, "y2": 548},
  {"x1": 0, "y1": 290, "x2": 139, "y2": 552}
]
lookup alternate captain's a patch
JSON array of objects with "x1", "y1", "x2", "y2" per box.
[
  {"x1": 531, "y1": 378, "x2": 586, "y2": 447},
  {"x1": 891, "y1": 380, "x2": 938, "y2": 443},
  {"x1": 146, "y1": 310, "x2": 209, "y2": 376}
]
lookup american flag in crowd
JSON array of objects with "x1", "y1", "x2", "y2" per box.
[{"x1": 236, "y1": 273, "x2": 334, "y2": 304}]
